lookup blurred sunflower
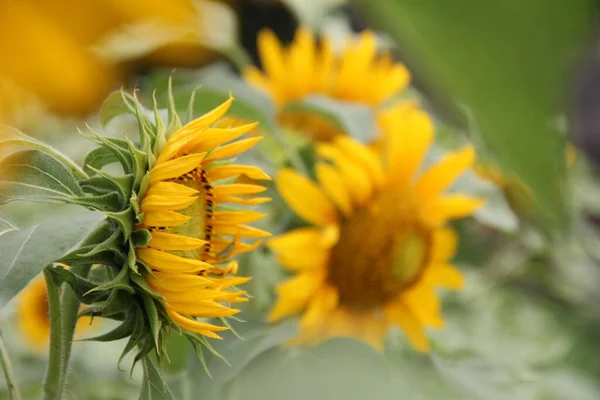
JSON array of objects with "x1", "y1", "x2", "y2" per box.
[
  {"x1": 136, "y1": 95, "x2": 271, "y2": 338},
  {"x1": 268, "y1": 103, "x2": 484, "y2": 351},
  {"x1": 244, "y1": 27, "x2": 410, "y2": 141},
  {"x1": 0, "y1": 0, "x2": 236, "y2": 124},
  {"x1": 18, "y1": 274, "x2": 95, "y2": 350}
]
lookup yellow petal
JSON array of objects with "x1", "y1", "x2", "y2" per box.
[
  {"x1": 204, "y1": 137, "x2": 263, "y2": 162},
  {"x1": 422, "y1": 195, "x2": 485, "y2": 226},
  {"x1": 185, "y1": 123, "x2": 259, "y2": 154},
  {"x1": 430, "y1": 227, "x2": 457, "y2": 263},
  {"x1": 414, "y1": 146, "x2": 476, "y2": 202},
  {"x1": 143, "y1": 210, "x2": 190, "y2": 227},
  {"x1": 300, "y1": 285, "x2": 339, "y2": 330},
  {"x1": 380, "y1": 103, "x2": 434, "y2": 187},
  {"x1": 268, "y1": 272, "x2": 324, "y2": 322},
  {"x1": 148, "y1": 231, "x2": 207, "y2": 251},
  {"x1": 141, "y1": 194, "x2": 197, "y2": 212},
  {"x1": 334, "y1": 136, "x2": 385, "y2": 187},
  {"x1": 317, "y1": 143, "x2": 374, "y2": 205},
  {"x1": 257, "y1": 29, "x2": 285, "y2": 82},
  {"x1": 213, "y1": 184, "x2": 267, "y2": 197},
  {"x1": 316, "y1": 163, "x2": 353, "y2": 215},
  {"x1": 276, "y1": 246, "x2": 329, "y2": 272},
  {"x1": 145, "y1": 181, "x2": 198, "y2": 198},
  {"x1": 276, "y1": 168, "x2": 338, "y2": 227},
  {"x1": 165, "y1": 300, "x2": 240, "y2": 318},
  {"x1": 208, "y1": 164, "x2": 271, "y2": 181},
  {"x1": 167, "y1": 309, "x2": 228, "y2": 336},
  {"x1": 385, "y1": 302, "x2": 429, "y2": 352},
  {"x1": 426, "y1": 264, "x2": 465, "y2": 290},
  {"x1": 268, "y1": 227, "x2": 338, "y2": 252},
  {"x1": 401, "y1": 285, "x2": 445, "y2": 329},
  {"x1": 212, "y1": 223, "x2": 271, "y2": 239},
  {"x1": 147, "y1": 273, "x2": 213, "y2": 291},
  {"x1": 213, "y1": 211, "x2": 267, "y2": 224},
  {"x1": 150, "y1": 152, "x2": 206, "y2": 183},
  {"x1": 137, "y1": 248, "x2": 212, "y2": 273},
  {"x1": 217, "y1": 195, "x2": 271, "y2": 205}
]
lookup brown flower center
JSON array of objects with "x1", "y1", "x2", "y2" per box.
[{"x1": 326, "y1": 189, "x2": 432, "y2": 310}]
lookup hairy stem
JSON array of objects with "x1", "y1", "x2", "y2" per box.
[
  {"x1": 58, "y1": 264, "x2": 92, "y2": 395},
  {"x1": 42, "y1": 268, "x2": 63, "y2": 400}
]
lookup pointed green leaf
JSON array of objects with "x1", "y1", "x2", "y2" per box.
[
  {"x1": 0, "y1": 212, "x2": 104, "y2": 308},
  {"x1": 140, "y1": 357, "x2": 174, "y2": 400},
  {"x1": 0, "y1": 150, "x2": 84, "y2": 204},
  {"x1": 141, "y1": 293, "x2": 161, "y2": 351},
  {"x1": 100, "y1": 90, "x2": 136, "y2": 126}
]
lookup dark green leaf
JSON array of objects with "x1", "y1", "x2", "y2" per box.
[
  {"x1": 140, "y1": 357, "x2": 174, "y2": 400},
  {"x1": 0, "y1": 212, "x2": 104, "y2": 308}
]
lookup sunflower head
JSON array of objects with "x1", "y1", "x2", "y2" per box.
[
  {"x1": 244, "y1": 27, "x2": 410, "y2": 142},
  {"x1": 268, "y1": 102, "x2": 484, "y2": 351},
  {"x1": 11, "y1": 88, "x2": 273, "y2": 364}
]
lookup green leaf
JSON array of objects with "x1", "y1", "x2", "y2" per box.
[
  {"x1": 0, "y1": 215, "x2": 17, "y2": 236},
  {"x1": 201, "y1": 339, "x2": 394, "y2": 400},
  {"x1": 0, "y1": 212, "x2": 105, "y2": 308},
  {"x1": 0, "y1": 150, "x2": 84, "y2": 204},
  {"x1": 282, "y1": 96, "x2": 380, "y2": 143},
  {"x1": 0, "y1": 125, "x2": 88, "y2": 179},
  {"x1": 141, "y1": 293, "x2": 162, "y2": 351},
  {"x1": 140, "y1": 357, "x2": 174, "y2": 400},
  {"x1": 356, "y1": 0, "x2": 596, "y2": 226}
]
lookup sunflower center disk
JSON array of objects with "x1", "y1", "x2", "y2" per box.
[
  {"x1": 326, "y1": 190, "x2": 431, "y2": 310},
  {"x1": 169, "y1": 168, "x2": 212, "y2": 261}
]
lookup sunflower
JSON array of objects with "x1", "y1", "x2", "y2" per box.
[
  {"x1": 18, "y1": 274, "x2": 94, "y2": 349},
  {"x1": 136, "y1": 95, "x2": 271, "y2": 339},
  {"x1": 267, "y1": 103, "x2": 484, "y2": 351},
  {"x1": 244, "y1": 27, "x2": 410, "y2": 141}
]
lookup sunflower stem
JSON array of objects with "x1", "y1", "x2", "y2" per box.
[
  {"x1": 57, "y1": 264, "x2": 92, "y2": 395},
  {"x1": 0, "y1": 329, "x2": 23, "y2": 400},
  {"x1": 42, "y1": 268, "x2": 63, "y2": 400}
]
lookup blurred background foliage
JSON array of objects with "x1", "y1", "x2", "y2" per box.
[{"x1": 2, "y1": 0, "x2": 600, "y2": 399}]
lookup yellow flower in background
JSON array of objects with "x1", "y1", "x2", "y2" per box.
[
  {"x1": 268, "y1": 103, "x2": 484, "y2": 351},
  {"x1": 245, "y1": 27, "x2": 410, "y2": 141},
  {"x1": 0, "y1": 0, "x2": 233, "y2": 124},
  {"x1": 18, "y1": 274, "x2": 94, "y2": 350},
  {"x1": 137, "y1": 96, "x2": 271, "y2": 338}
]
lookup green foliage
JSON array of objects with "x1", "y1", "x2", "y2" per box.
[
  {"x1": 355, "y1": 0, "x2": 596, "y2": 227},
  {"x1": 0, "y1": 212, "x2": 104, "y2": 309}
]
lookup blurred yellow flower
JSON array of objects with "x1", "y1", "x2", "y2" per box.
[
  {"x1": 137, "y1": 96, "x2": 271, "y2": 338},
  {"x1": 268, "y1": 103, "x2": 484, "y2": 351},
  {"x1": 18, "y1": 274, "x2": 95, "y2": 350},
  {"x1": 245, "y1": 27, "x2": 410, "y2": 141},
  {"x1": 0, "y1": 0, "x2": 233, "y2": 123}
]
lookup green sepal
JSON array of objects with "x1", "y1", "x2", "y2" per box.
[
  {"x1": 84, "y1": 130, "x2": 134, "y2": 174},
  {"x1": 128, "y1": 239, "x2": 140, "y2": 273},
  {"x1": 130, "y1": 272, "x2": 162, "y2": 299},
  {"x1": 152, "y1": 92, "x2": 167, "y2": 158},
  {"x1": 83, "y1": 167, "x2": 133, "y2": 208},
  {"x1": 141, "y1": 293, "x2": 162, "y2": 351},
  {"x1": 107, "y1": 207, "x2": 135, "y2": 242},
  {"x1": 131, "y1": 92, "x2": 157, "y2": 159},
  {"x1": 87, "y1": 262, "x2": 135, "y2": 295},
  {"x1": 79, "y1": 290, "x2": 133, "y2": 320},
  {"x1": 79, "y1": 228, "x2": 123, "y2": 258},
  {"x1": 99, "y1": 90, "x2": 136, "y2": 127},
  {"x1": 167, "y1": 77, "x2": 182, "y2": 132},
  {"x1": 132, "y1": 229, "x2": 152, "y2": 247},
  {"x1": 124, "y1": 136, "x2": 148, "y2": 190},
  {"x1": 81, "y1": 305, "x2": 137, "y2": 342},
  {"x1": 71, "y1": 192, "x2": 123, "y2": 212},
  {"x1": 47, "y1": 266, "x2": 110, "y2": 304}
]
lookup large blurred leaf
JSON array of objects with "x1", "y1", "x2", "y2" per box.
[
  {"x1": 0, "y1": 212, "x2": 104, "y2": 309},
  {"x1": 139, "y1": 357, "x2": 174, "y2": 400},
  {"x1": 0, "y1": 150, "x2": 84, "y2": 204},
  {"x1": 356, "y1": 0, "x2": 596, "y2": 226}
]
